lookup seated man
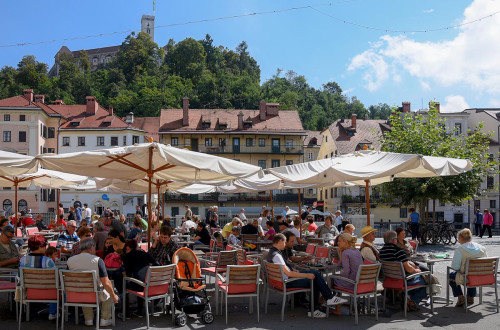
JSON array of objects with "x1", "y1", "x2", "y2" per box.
[
  {"x1": 149, "y1": 226, "x2": 179, "y2": 265},
  {"x1": 56, "y1": 220, "x2": 80, "y2": 254},
  {"x1": 0, "y1": 226, "x2": 20, "y2": 269},
  {"x1": 35, "y1": 214, "x2": 48, "y2": 231},
  {"x1": 67, "y1": 238, "x2": 119, "y2": 327},
  {"x1": 359, "y1": 226, "x2": 379, "y2": 263},
  {"x1": 282, "y1": 231, "x2": 311, "y2": 266},
  {"x1": 314, "y1": 216, "x2": 339, "y2": 245},
  {"x1": 222, "y1": 218, "x2": 241, "y2": 238},
  {"x1": 267, "y1": 233, "x2": 346, "y2": 318},
  {"x1": 379, "y1": 231, "x2": 427, "y2": 311},
  {"x1": 241, "y1": 220, "x2": 258, "y2": 235},
  {"x1": 192, "y1": 222, "x2": 211, "y2": 246},
  {"x1": 334, "y1": 224, "x2": 355, "y2": 246}
]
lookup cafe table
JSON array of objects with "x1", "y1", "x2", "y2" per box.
[
  {"x1": 411, "y1": 253, "x2": 453, "y2": 303},
  {"x1": 246, "y1": 239, "x2": 272, "y2": 252}
]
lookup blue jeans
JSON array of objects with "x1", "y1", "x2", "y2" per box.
[
  {"x1": 407, "y1": 275, "x2": 427, "y2": 304},
  {"x1": 411, "y1": 223, "x2": 420, "y2": 240},
  {"x1": 49, "y1": 303, "x2": 57, "y2": 315},
  {"x1": 286, "y1": 270, "x2": 333, "y2": 310},
  {"x1": 448, "y1": 271, "x2": 476, "y2": 297}
]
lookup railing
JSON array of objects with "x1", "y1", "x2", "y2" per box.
[{"x1": 166, "y1": 143, "x2": 304, "y2": 155}]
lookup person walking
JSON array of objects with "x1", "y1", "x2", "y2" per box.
[
  {"x1": 480, "y1": 209, "x2": 493, "y2": 238},
  {"x1": 408, "y1": 207, "x2": 421, "y2": 243},
  {"x1": 473, "y1": 209, "x2": 483, "y2": 237}
]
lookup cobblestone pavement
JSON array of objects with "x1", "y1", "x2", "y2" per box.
[{"x1": 1, "y1": 235, "x2": 499, "y2": 329}]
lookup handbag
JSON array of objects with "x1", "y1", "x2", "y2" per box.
[{"x1": 104, "y1": 252, "x2": 122, "y2": 268}]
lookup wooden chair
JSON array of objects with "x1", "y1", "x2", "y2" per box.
[
  {"x1": 0, "y1": 271, "x2": 18, "y2": 321},
  {"x1": 18, "y1": 268, "x2": 59, "y2": 330},
  {"x1": 381, "y1": 261, "x2": 433, "y2": 318},
  {"x1": 123, "y1": 264, "x2": 176, "y2": 328},
  {"x1": 331, "y1": 263, "x2": 381, "y2": 324},
  {"x1": 263, "y1": 261, "x2": 314, "y2": 321},
  {"x1": 446, "y1": 256, "x2": 499, "y2": 313},
  {"x1": 216, "y1": 265, "x2": 261, "y2": 324},
  {"x1": 25, "y1": 227, "x2": 39, "y2": 236},
  {"x1": 305, "y1": 244, "x2": 317, "y2": 255},
  {"x1": 307, "y1": 237, "x2": 324, "y2": 245},
  {"x1": 59, "y1": 269, "x2": 115, "y2": 330}
]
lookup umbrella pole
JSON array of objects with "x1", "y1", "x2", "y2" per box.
[
  {"x1": 14, "y1": 179, "x2": 18, "y2": 232},
  {"x1": 147, "y1": 147, "x2": 153, "y2": 248},
  {"x1": 156, "y1": 183, "x2": 161, "y2": 234},
  {"x1": 270, "y1": 190, "x2": 274, "y2": 220},
  {"x1": 297, "y1": 188, "x2": 302, "y2": 238},
  {"x1": 365, "y1": 180, "x2": 371, "y2": 227}
]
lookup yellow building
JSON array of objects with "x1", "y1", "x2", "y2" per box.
[{"x1": 159, "y1": 98, "x2": 306, "y2": 217}]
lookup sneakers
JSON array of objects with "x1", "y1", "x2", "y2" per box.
[
  {"x1": 326, "y1": 296, "x2": 348, "y2": 306},
  {"x1": 48, "y1": 314, "x2": 57, "y2": 321},
  {"x1": 308, "y1": 310, "x2": 327, "y2": 318},
  {"x1": 100, "y1": 318, "x2": 113, "y2": 327},
  {"x1": 84, "y1": 320, "x2": 93, "y2": 326}
]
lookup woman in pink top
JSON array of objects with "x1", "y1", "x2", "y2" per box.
[
  {"x1": 264, "y1": 220, "x2": 276, "y2": 240},
  {"x1": 480, "y1": 209, "x2": 493, "y2": 238}
]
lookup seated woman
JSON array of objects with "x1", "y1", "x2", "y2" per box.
[
  {"x1": 227, "y1": 226, "x2": 242, "y2": 246},
  {"x1": 56, "y1": 214, "x2": 67, "y2": 229},
  {"x1": 47, "y1": 218, "x2": 57, "y2": 230},
  {"x1": 19, "y1": 235, "x2": 58, "y2": 321},
  {"x1": 127, "y1": 218, "x2": 143, "y2": 240},
  {"x1": 334, "y1": 233, "x2": 363, "y2": 291},
  {"x1": 122, "y1": 239, "x2": 159, "y2": 317},
  {"x1": 106, "y1": 229, "x2": 126, "y2": 294},
  {"x1": 449, "y1": 228, "x2": 487, "y2": 307},
  {"x1": 263, "y1": 220, "x2": 275, "y2": 240},
  {"x1": 70, "y1": 226, "x2": 93, "y2": 256},
  {"x1": 395, "y1": 227, "x2": 429, "y2": 272}
]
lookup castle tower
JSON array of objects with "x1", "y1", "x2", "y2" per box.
[{"x1": 141, "y1": 15, "x2": 155, "y2": 40}]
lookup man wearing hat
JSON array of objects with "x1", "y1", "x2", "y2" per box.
[
  {"x1": 360, "y1": 226, "x2": 379, "y2": 263},
  {"x1": 56, "y1": 220, "x2": 80, "y2": 254}
]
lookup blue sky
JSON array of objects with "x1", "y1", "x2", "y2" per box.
[{"x1": 1, "y1": 0, "x2": 499, "y2": 112}]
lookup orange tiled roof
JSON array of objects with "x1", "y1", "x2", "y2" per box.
[
  {"x1": 130, "y1": 117, "x2": 160, "y2": 142},
  {"x1": 52, "y1": 105, "x2": 138, "y2": 130},
  {"x1": 329, "y1": 118, "x2": 390, "y2": 154},
  {"x1": 0, "y1": 95, "x2": 60, "y2": 115},
  {"x1": 304, "y1": 130, "x2": 323, "y2": 147},
  {"x1": 159, "y1": 108, "x2": 305, "y2": 135}
]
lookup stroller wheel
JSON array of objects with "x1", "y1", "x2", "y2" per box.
[
  {"x1": 202, "y1": 312, "x2": 214, "y2": 324},
  {"x1": 175, "y1": 314, "x2": 187, "y2": 327}
]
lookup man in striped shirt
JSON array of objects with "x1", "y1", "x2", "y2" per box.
[{"x1": 379, "y1": 230, "x2": 427, "y2": 311}]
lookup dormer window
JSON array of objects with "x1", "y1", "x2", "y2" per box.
[
  {"x1": 243, "y1": 122, "x2": 252, "y2": 129},
  {"x1": 70, "y1": 122, "x2": 80, "y2": 127},
  {"x1": 219, "y1": 124, "x2": 227, "y2": 130},
  {"x1": 202, "y1": 122, "x2": 210, "y2": 129}
]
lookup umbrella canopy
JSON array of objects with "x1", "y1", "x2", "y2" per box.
[
  {"x1": 95, "y1": 178, "x2": 190, "y2": 194},
  {"x1": 286, "y1": 209, "x2": 298, "y2": 215},
  {"x1": 0, "y1": 150, "x2": 38, "y2": 176},
  {"x1": 268, "y1": 150, "x2": 472, "y2": 186}
]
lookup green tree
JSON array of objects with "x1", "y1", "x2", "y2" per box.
[{"x1": 380, "y1": 102, "x2": 497, "y2": 222}]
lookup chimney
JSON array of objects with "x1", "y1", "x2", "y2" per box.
[
  {"x1": 34, "y1": 95, "x2": 45, "y2": 103},
  {"x1": 237, "y1": 111, "x2": 244, "y2": 130},
  {"x1": 108, "y1": 105, "x2": 114, "y2": 116},
  {"x1": 85, "y1": 96, "x2": 98, "y2": 116},
  {"x1": 23, "y1": 89, "x2": 34, "y2": 102},
  {"x1": 54, "y1": 100, "x2": 64, "y2": 105},
  {"x1": 402, "y1": 101, "x2": 411, "y2": 113},
  {"x1": 259, "y1": 100, "x2": 266, "y2": 121},
  {"x1": 351, "y1": 114, "x2": 357, "y2": 129},
  {"x1": 125, "y1": 112, "x2": 134, "y2": 124},
  {"x1": 182, "y1": 96, "x2": 189, "y2": 126},
  {"x1": 435, "y1": 102, "x2": 440, "y2": 113}
]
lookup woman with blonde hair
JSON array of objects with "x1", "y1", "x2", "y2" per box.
[{"x1": 334, "y1": 233, "x2": 363, "y2": 291}]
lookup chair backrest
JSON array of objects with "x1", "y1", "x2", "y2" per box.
[
  {"x1": 20, "y1": 268, "x2": 58, "y2": 301},
  {"x1": 241, "y1": 234, "x2": 258, "y2": 244},
  {"x1": 16, "y1": 228, "x2": 23, "y2": 237},
  {"x1": 225, "y1": 264, "x2": 260, "y2": 294},
  {"x1": 264, "y1": 261, "x2": 286, "y2": 291},
  {"x1": 59, "y1": 269, "x2": 99, "y2": 304},
  {"x1": 353, "y1": 263, "x2": 381, "y2": 294},
  {"x1": 139, "y1": 242, "x2": 149, "y2": 252},
  {"x1": 226, "y1": 244, "x2": 236, "y2": 251},
  {"x1": 465, "y1": 257, "x2": 499, "y2": 287},
  {"x1": 380, "y1": 261, "x2": 406, "y2": 290},
  {"x1": 307, "y1": 238, "x2": 324, "y2": 245},
  {"x1": 315, "y1": 246, "x2": 330, "y2": 259},
  {"x1": 217, "y1": 250, "x2": 237, "y2": 268},
  {"x1": 26, "y1": 227, "x2": 39, "y2": 236},
  {"x1": 305, "y1": 244, "x2": 316, "y2": 255},
  {"x1": 48, "y1": 241, "x2": 57, "y2": 248},
  {"x1": 144, "y1": 264, "x2": 176, "y2": 297}
]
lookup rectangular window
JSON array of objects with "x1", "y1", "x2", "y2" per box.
[
  {"x1": 330, "y1": 188, "x2": 334, "y2": 198},
  {"x1": 132, "y1": 135, "x2": 139, "y2": 144},
  {"x1": 258, "y1": 160, "x2": 266, "y2": 169},
  {"x1": 258, "y1": 138, "x2": 265, "y2": 147},
  {"x1": 40, "y1": 124, "x2": 43, "y2": 137},
  {"x1": 490, "y1": 200, "x2": 496, "y2": 209},
  {"x1": 271, "y1": 159, "x2": 280, "y2": 168},
  {"x1": 123, "y1": 136, "x2": 127, "y2": 146},
  {"x1": 285, "y1": 139, "x2": 294, "y2": 147},
  {"x1": 455, "y1": 123, "x2": 462, "y2": 135},
  {"x1": 286, "y1": 160, "x2": 293, "y2": 165},
  {"x1": 308, "y1": 189, "x2": 314, "y2": 195},
  {"x1": 325, "y1": 189, "x2": 328, "y2": 199},
  {"x1": 334, "y1": 188, "x2": 338, "y2": 198},
  {"x1": 246, "y1": 138, "x2": 253, "y2": 147},
  {"x1": 400, "y1": 208, "x2": 408, "y2": 218},
  {"x1": 78, "y1": 137, "x2": 85, "y2": 146},
  {"x1": 308, "y1": 152, "x2": 313, "y2": 160},
  {"x1": 218, "y1": 138, "x2": 226, "y2": 147},
  {"x1": 487, "y1": 176, "x2": 494, "y2": 190},
  {"x1": 18, "y1": 131, "x2": 26, "y2": 142},
  {"x1": 474, "y1": 200, "x2": 481, "y2": 211},
  {"x1": 3, "y1": 131, "x2": 11, "y2": 142},
  {"x1": 185, "y1": 138, "x2": 191, "y2": 147},
  {"x1": 4, "y1": 114, "x2": 10, "y2": 121},
  {"x1": 205, "y1": 138, "x2": 212, "y2": 146},
  {"x1": 43, "y1": 125, "x2": 48, "y2": 139},
  {"x1": 171, "y1": 137, "x2": 178, "y2": 146},
  {"x1": 110, "y1": 137, "x2": 118, "y2": 146},
  {"x1": 47, "y1": 127, "x2": 55, "y2": 138},
  {"x1": 97, "y1": 136, "x2": 105, "y2": 146},
  {"x1": 47, "y1": 148, "x2": 55, "y2": 153},
  {"x1": 62, "y1": 137, "x2": 70, "y2": 146},
  {"x1": 19, "y1": 115, "x2": 25, "y2": 121}
]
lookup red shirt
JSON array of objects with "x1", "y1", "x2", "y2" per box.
[
  {"x1": 21, "y1": 217, "x2": 35, "y2": 227},
  {"x1": 56, "y1": 219, "x2": 67, "y2": 228}
]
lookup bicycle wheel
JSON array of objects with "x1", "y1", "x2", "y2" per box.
[
  {"x1": 422, "y1": 229, "x2": 438, "y2": 245},
  {"x1": 449, "y1": 230, "x2": 458, "y2": 244},
  {"x1": 440, "y1": 230, "x2": 451, "y2": 245}
]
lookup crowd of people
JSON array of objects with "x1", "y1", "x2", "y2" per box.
[{"x1": 0, "y1": 202, "x2": 494, "y2": 325}]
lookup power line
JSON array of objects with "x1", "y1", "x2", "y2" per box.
[
  {"x1": 1, "y1": 2, "x2": 499, "y2": 48},
  {"x1": 309, "y1": 6, "x2": 500, "y2": 33}
]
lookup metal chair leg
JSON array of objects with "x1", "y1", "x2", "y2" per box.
[
  {"x1": 281, "y1": 293, "x2": 286, "y2": 321},
  {"x1": 145, "y1": 299, "x2": 149, "y2": 329},
  {"x1": 354, "y1": 296, "x2": 358, "y2": 325}
]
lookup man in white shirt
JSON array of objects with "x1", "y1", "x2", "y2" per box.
[
  {"x1": 239, "y1": 208, "x2": 247, "y2": 221},
  {"x1": 83, "y1": 203, "x2": 92, "y2": 222},
  {"x1": 282, "y1": 206, "x2": 290, "y2": 217},
  {"x1": 181, "y1": 218, "x2": 197, "y2": 232},
  {"x1": 335, "y1": 210, "x2": 344, "y2": 231}
]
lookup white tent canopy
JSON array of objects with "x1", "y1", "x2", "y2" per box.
[
  {"x1": 0, "y1": 150, "x2": 38, "y2": 176},
  {"x1": 94, "y1": 178, "x2": 190, "y2": 194}
]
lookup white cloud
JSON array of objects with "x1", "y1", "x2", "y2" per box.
[
  {"x1": 342, "y1": 88, "x2": 355, "y2": 95},
  {"x1": 420, "y1": 81, "x2": 431, "y2": 91},
  {"x1": 423, "y1": 9, "x2": 434, "y2": 13},
  {"x1": 348, "y1": 0, "x2": 500, "y2": 96},
  {"x1": 440, "y1": 95, "x2": 470, "y2": 113}
]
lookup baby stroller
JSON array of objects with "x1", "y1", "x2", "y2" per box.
[{"x1": 172, "y1": 247, "x2": 214, "y2": 326}]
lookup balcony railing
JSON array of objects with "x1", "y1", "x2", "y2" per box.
[{"x1": 165, "y1": 143, "x2": 303, "y2": 155}]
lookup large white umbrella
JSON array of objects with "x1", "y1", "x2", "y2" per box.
[
  {"x1": 0, "y1": 169, "x2": 88, "y2": 230},
  {"x1": 0, "y1": 150, "x2": 38, "y2": 176},
  {"x1": 36, "y1": 142, "x2": 264, "y2": 245},
  {"x1": 268, "y1": 150, "x2": 473, "y2": 225}
]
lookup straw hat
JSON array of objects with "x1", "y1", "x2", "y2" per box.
[{"x1": 361, "y1": 226, "x2": 377, "y2": 238}]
